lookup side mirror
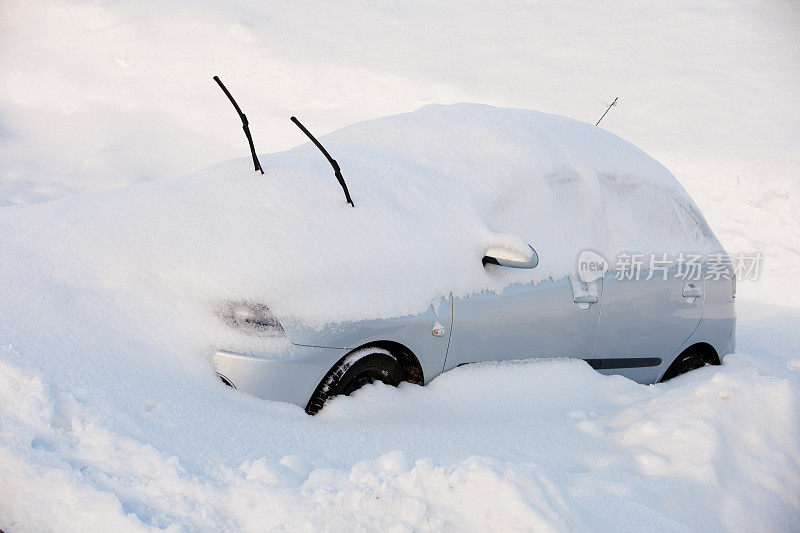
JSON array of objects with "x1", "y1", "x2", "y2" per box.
[{"x1": 482, "y1": 244, "x2": 539, "y2": 269}]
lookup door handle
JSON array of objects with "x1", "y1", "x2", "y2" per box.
[
  {"x1": 573, "y1": 295, "x2": 599, "y2": 304},
  {"x1": 682, "y1": 283, "x2": 703, "y2": 299}
]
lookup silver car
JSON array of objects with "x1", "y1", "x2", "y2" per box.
[{"x1": 214, "y1": 245, "x2": 736, "y2": 414}]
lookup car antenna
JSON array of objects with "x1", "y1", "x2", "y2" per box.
[
  {"x1": 213, "y1": 76, "x2": 264, "y2": 174},
  {"x1": 595, "y1": 96, "x2": 618, "y2": 127},
  {"x1": 290, "y1": 116, "x2": 355, "y2": 207}
]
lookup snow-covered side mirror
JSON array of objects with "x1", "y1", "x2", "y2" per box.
[{"x1": 483, "y1": 244, "x2": 539, "y2": 269}]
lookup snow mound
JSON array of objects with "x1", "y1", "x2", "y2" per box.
[
  {"x1": 0, "y1": 103, "x2": 719, "y2": 330},
  {"x1": 2, "y1": 347, "x2": 799, "y2": 531}
]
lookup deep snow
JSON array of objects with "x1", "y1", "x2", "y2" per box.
[
  {"x1": 1, "y1": 304, "x2": 799, "y2": 531},
  {"x1": 1, "y1": 0, "x2": 800, "y2": 531}
]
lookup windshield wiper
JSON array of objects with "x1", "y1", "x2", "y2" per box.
[
  {"x1": 213, "y1": 76, "x2": 264, "y2": 174},
  {"x1": 290, "y1": 116, "x2": 354, "y2": 207}
]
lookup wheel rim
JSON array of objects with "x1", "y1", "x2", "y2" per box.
[
  {"x1": 341, "y1": 368, "x2": 389, "y2": 396},
  {"x1": 306, "y1": 351, "x2": 404, "y2": 414},
  {"x1": 677, "y1": 353, "x2": 703, "y2": 375}
]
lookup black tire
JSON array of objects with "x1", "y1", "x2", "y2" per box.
[
  {"x1": 660, "y1": 347, "x2": 707, "y2": 382},
  {"x1": 305, "y1": 349, "x2": 404, "y2": 415}
]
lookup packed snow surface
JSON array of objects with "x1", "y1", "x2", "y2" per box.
[{"x1": 1, "y1": 0, "x2": 799, "y2": 531}]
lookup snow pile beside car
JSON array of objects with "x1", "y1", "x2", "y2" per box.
[{"x1": 2, "y1": 320, "x2": 799, "y2": 531}]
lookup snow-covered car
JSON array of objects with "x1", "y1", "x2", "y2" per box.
[{"x1": 212, "y1": 104, "x2": 736, "y2": 414}]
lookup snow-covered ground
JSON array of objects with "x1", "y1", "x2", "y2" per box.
[
  {"x1": 1, "y1": 300, "x2": 799, "y2": 531},
  {"x1": 1, "y1": 0, "x2": 799, "y2": 531}
]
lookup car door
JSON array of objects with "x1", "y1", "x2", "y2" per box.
[
  {"x1": 591, "y1": 267, "x2": 703, "y2": 381},
  {"x1": 443, "y1": 274, "x2": 602, "y2": 370},
  {"x1": 499, "y1": 275, "x2": 602, "y2": 360}
]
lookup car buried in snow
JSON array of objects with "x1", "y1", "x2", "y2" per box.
[{"x1": 211, "y1": 104, "x2": 736, "y2": 414}]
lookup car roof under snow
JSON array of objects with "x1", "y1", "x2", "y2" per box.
[{"x1": 0, "y1": 103, "x2": 721, "y2": 328}]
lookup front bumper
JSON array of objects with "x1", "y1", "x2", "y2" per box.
[{"x1": 214, "y1": 344, "x2": 348, "y2": 408}]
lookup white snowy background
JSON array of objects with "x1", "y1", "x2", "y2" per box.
[{"x1": 1, "y1": 0, "x2": 799, "y2": 531}]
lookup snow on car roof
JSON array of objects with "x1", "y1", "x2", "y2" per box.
[{"x1": 0, "y1": 103, "x2": 720, "y2": 328}]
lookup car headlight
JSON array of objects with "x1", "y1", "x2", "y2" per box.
[{"x1": 220, "y1": 301, "x2": 285, "y2": 336}]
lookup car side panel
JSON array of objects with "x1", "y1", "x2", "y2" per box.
[
  {"x1": 443, "y1": 290, "x2": 502, "y2": 372},
  {"x1": 444, "y1": 276, "x2": 601, "y2": 371},
  {"x1": 499, "y1": 276, "x2": 601, "y2": 359},
  {"x1": 591, "y1": 268, "x2": 703, "y2": 383},
  {"x1": 281, "y1": 300, "x2": 454, "y2": 385},
  {"x1": 695, "y1": 274, "x2": 736, "y2": 357},
  {"x1": 654, "y1": 274, "x2": 736, "y2": 381}
]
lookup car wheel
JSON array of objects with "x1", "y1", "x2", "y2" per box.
[
  {"x1": 660, "y1": 347, "x2": 707, "y2": 382},
  {"x1": 305, "y1": 348, "x2": 404, "y2": 415}
]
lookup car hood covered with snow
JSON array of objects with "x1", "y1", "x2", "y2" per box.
[{"x1": 0, "y1": 103, "x2": 719, "y2": 336}]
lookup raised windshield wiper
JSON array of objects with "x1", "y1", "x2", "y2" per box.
[
  {"x1": 213, "y1": 76, "x2": 264, "y2": 174},
  {"x1": 290, "y1": 116, "x2": 355, "y2": 207}
]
